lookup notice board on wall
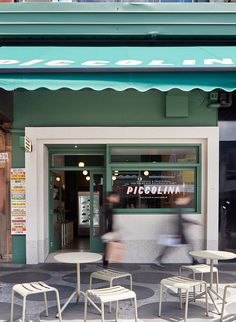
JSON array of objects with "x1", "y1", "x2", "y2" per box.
[{"x1": 11, "y1": 168, "x2": 26, "y2": 235}]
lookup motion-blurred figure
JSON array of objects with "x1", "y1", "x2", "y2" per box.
[
  {"x1": 102, "y1": 192, "x2": 120, "y2": 268},
  {"x1": 154, "y1": 196, "x2": 200, "y2": 267}
]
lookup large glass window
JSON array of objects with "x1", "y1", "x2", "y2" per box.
[
  {"x1": 109, "y1": 145, "x2": 200, "y2": 213},
  {"x1": 112, "y1": 170, "x2": 195, "y2": 209}
]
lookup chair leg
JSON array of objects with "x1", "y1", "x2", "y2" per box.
[
  {"x1": 200, "y1": 272, "x2": 203, "y2": 292},
  {"x1": 88, "y1": 276, "x2": 92, "y2": 306},
  {"x1": 84, "y1": 293, "x2": 88, "y2": 322},
  {"x1": 221, "y1": 286, "x2": 228, "y2": 321},
  {"x1": 10, "y1": 289, "x2": 15, "y2": 322},
  {"x1": 179, "y1": 267, "x2": 182, "y2": 276},
  {"x1": 184, "y1": 290, "x2": 189, "y2": 322},
  {"x1": 44, "y1": 292, "x2": 48, "y2": 317},
  {"x1": 55, "y1": 289, "x2": 62, "y2": 322},
  {"x1": 178, "y1": 268, "x2": 182, "y2": 298},
  {"x1": 115, "y1": 301, "x2": 119, "y2": 322},
  {"x1": 193, "y1": 272, "x2": 196, "y2": 302},
  {"x1": 179, "y1": 288, "x2": 183, "y2": 309},
  {"x1": 130, "y1": 274, "x2": 133, "y2": 291},
  {"x1": 22, "y1": 296, "x2": 26, "y2": 322},
  {"x1": 101, "y1": 303, "x2": 105, "y2": 322},
  {"x1": 158, "y1": 284, "x2": 163, "y2": 317},
  {"x1": 109, "y1": 280, "x2": 113, "y2": 312},
  {"x1": 134, "y1": 296, "x2": 138, "y2": 322},
  {"x1": 204, "y1": 283, "x2": 209, "y2": 317},
  {"x1": 216, "y1": 270, "x2": 219, "y2": 298},
  {"x1": 129, "y1": 274, "x2": 133, "y2": 306}
]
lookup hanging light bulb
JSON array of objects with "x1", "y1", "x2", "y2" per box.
[
  {"x1": 78, "y1": 162, "x2": 85, "y2": 168},
  {"x1": 55, "y1": 176, "x2": 61, "y2": 182},
  {"x1": 112, "y1": 175, "x2": 117, "y2": 181},
  {"x1": 83, "y1": 170, "x2": 88, "y2": 176},
  {"x1": 144, "y1": 170, "x2": 149, "y2": 176},
  {"x1": 114, "y1": 170, "x2": 119, "y2": 175},
  {"x1": 86, "y1": 176, "x2": 90, "y2": 181}
]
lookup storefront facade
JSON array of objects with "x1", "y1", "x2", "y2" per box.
[
  {"x1": 12, "y1": 88, "x2": 218, "y2": 264},
  {"x1": 0, "y1": 2, "x2": 235, "y2": 264}
]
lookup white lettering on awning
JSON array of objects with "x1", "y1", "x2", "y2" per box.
[
  {"x1": 204, "y1": 58, "x2": 234, "y2": 65},
  {"x1": 148, "y1": 60, "x2": 174, "y2": 66},
  {"x1": 45, "y1": 60, "x2": 75, "y2": 66},
  {"x1": 81, "y1": 60, "x2": 109, "y2": 66},
  {"x1": 0, "y1": 60, "x2": 19, "y2": 64},
  {"x1": 20, "y1": 59, "x2": 44, "y2": 66},
  {"x1": 115, "y1": 60, "x2": 143, "y2": 66},
  {"x1": 0, "y1": 57, "x2": 235, "y2": 68},
  {"x1": 182, "y1": 60, "x2": 196, "y2": 65}
]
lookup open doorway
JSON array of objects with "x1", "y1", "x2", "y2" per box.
[{"x1": 48, "y1": 151, "x2": 105, "y2": 256}]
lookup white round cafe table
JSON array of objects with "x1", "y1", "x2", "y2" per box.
[
  {"x1": 54, "y1": 252, "x2": 102, "y2": 315},
  {"x1": 189, "y1": 250, "x2": 236, "y2": 262},
  {"x1": 189, "y1": 250, "x2": 236, "y2": 314}
]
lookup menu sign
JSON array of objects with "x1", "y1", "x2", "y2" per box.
[{"x1": 11, "y1": 168, "x2": 26, "y2": 235}]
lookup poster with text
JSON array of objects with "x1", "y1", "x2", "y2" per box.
[{"x1": 11, "y1": 168, "x2": 26, "y2": 235}]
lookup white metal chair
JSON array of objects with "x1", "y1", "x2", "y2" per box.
[
  {"x1": 159, "y1": 275, "x2": 208, "y2": 322},
  {"x1": 89, "y1": 269, "x2": 132, "y2": 311},
  {"x1": 221, "y1": 284, "x2": 236, "y2": 321},
  {"x1": 84, "y1": 285, "x2": 138, "y2": 322},
  {"x1": 179, "y1": 264, "x2": 219, "y2": 299},
  {"x1": 10, "y1": 281, "x2": 62, "y2": 322}
]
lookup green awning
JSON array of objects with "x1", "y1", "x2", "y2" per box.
[
  {"x1": 0, "y1": 72, "x2": 236, "y2": 92},
  {"x1": 0, "y1": 46, "x2": 236, "y2": 91}
]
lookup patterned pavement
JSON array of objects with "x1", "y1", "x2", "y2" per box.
[{"x1": 0, "y1": 261, "x2": 236, "y2": 322}]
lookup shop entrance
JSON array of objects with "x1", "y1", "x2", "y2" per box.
[{"x1": 48, "y1": 148, "x2": 105, "y2": 254}]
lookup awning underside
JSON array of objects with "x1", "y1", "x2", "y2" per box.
[{"x1": 0, "y1": 72, "x2": 236, "y2": 92}]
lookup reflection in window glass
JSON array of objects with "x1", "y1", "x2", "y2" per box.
[
  {"x1": 112, "y1": 170, "x2": 195, "y2": 209},
  {"x1": 110, "y1": 147, "x2": 197, "y2": 163}
]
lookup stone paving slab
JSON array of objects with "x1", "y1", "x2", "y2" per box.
[{"x1": 0, "y1": 262, "x2": 235, "y2": 322}]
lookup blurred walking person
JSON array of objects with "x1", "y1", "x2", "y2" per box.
[
  {"x1": 101, "y1": 192, "x2": 120, "y2": 268},
  {"x1": 154, "y1": 196, "x2": 200, "y2": 267}
]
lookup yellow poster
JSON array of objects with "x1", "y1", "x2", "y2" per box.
[{"x1": 11, "y1": 168, "x2": 26, "y2": 235}]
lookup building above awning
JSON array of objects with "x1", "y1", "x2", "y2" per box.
[
  {"x1": 0, "y1": 46, "x2": 236, "y2": 91},
  {"x1": 0, "y1": 3, "x2": 236, "y2": 38}
]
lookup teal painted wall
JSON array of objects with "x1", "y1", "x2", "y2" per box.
[
  {"x1": 12, "y1": 88, "x2": 217, "y2": 263},
  {"x1": 12, "y1": 236, "x2": 26, "y2": 264},
  {"x1": 13, "y1": 88, "x2": 217, "y2": 128}
]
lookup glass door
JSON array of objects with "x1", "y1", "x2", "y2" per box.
[
  {"x1": 89, "y1": 171, "x2": 105, "y2": 252},
  {"x1": 49, "y1": 171, "x2": 65, "y2": 252}
]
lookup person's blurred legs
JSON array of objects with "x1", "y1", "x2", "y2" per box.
[{"x1": 103, "y1": 243, "x2": 109, "y2": 268}]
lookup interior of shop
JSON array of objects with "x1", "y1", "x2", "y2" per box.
[
  {"x1": 219, "y1": 91, "x2": 236, "y2": 254},
  {"x1": 50, "y1": 153, "x2": 105, "y2": 253},
  {"x1": 49, "y1": 144, "x2": 199, "y2": 254}
]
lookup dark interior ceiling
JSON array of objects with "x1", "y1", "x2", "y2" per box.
[
  {"x1": 1, "y1": 36, "x2": 236, "y2": 47},
  {"x1": 219, "y1": 91, "x2": 236, "y2": 121}
]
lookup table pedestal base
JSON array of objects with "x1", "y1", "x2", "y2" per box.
[
  {"x1": 56, "y1": 289, "x2": 86, "y2": 318},
  {"x1": 190, "y1": 287, "x2": 224, "y2": 315}
]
